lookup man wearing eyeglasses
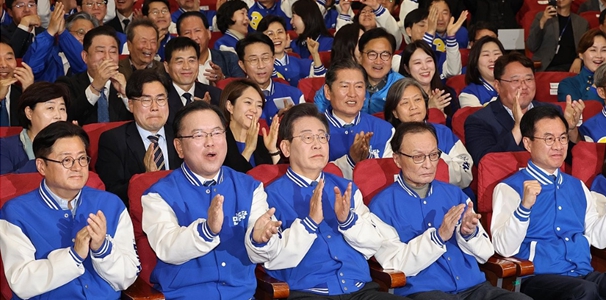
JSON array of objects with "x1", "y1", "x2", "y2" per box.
[
  {"x1": 236, "y1": 32, "x2": 304, "y2": 123},
  {"x1": 464, "y1": 52, "x2": 585, "y2": 165},
  {"x1": 492, "y1": 105, "x2": 606, "y2": 300},
  {"x1": 96, "y1": 69, "x2": 181, "y2": 205},
  {"x1": 0, "y1": 0, "x2": 45, "y2": 58},
  {"x1": 262, "y1": 103, "x2": 408, "y2": 299},
  {"x1": 315, "y1": 28, "x2": 403, "y2": 115},
  {"x1": 76, "y1": 0, "x2": 128, "y2": 51},
  {"x1": 0, "y1": 121, "x2": 141, "y2": 299},
  {"x1": 369, "y1": 122, "x2": 530, "y2": 300},
  {"x1": 321, "y1": 59, "x2": 394, "y2": 179},
  {"x1": 141, "y1": 100, "x2": 285, "y2": 299}
]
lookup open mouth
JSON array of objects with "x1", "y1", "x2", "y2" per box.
[
  {"x1": 206, "y1": 151, "x2": 217, "y2": 158},
  {"x1": 593, "y1": 60, "x2": 604, "y2": 65}
]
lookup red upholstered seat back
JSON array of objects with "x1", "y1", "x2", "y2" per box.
[
  {"x1": 534, "y1": 72, "x2": 576, "y2": 103},
  {"x1": 298, "y1": 77, "x2": 325, "y2": 103},
  {"x1": 451, "y1": 106, "x2": 481, "y2": 145},
  {"x1": 0, "y1": 126, "x2": 21, "y2": 138},
  {"x1": 571, "y1": 141, "x2": 606, "y2": 187},
  {"x1": 445, "y1": 74, "x2": 466, "y2": 97}
]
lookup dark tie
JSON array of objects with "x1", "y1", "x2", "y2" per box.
[
  {"x1": 551, "y1": 175, "x2": 557, "y2": 183},
  {"x1": 203, "y1": 179, "x2": 216, "y2": 186},
  {"x1": 343, "y1": 123, "x2": 353, "y2": 128},
  {"x1": 310, "y1": 181, "x2": 318, "y2": 187},
  {"x1": 97, "y1": 87, "x2": 109, "y2": 123},
  {"x1": 0, "y1": 99, "x2": 9, "y2": 126},
  {"x1": 183, "y1": 92, "x2": 192, "y2": 105},
  {"x1": 147, "y1": 135, "x2": 166, "y2": 170},
  {"x1": 122, "y1": 19, "x2": 130, "y2": 31},
  {"x1": 263, "y1": 90, "x2": 271, "y2": 98}
]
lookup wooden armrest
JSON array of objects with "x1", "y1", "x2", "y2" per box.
[
  {"x1": 121, "y1": 277, "x2": 164, "y2": 300},
  {"x1": 480, "y1": 255, "x2": 518, "y2": 278},
  {"x1": 368, "y1": 257, "x2": 406, "y2": 292},
  {"x1": 500, "y1": 256, "x2": 534, "y2": 277},
  {"x1": 255, "y1": 264, "x2": 289, "y2": 299}
]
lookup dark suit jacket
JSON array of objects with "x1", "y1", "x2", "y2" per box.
[
  {"x1": 166, "y1": 82, "x2": 222, "y2": 126},
  {"x1": 95, "y1": 121, "x2": 182, "y2": 204},
  {"x1": 223, "y1": 127, "x2": 274, "y2": 173},
  {"x1": 0, "y1": 134, "x2": 36, "y2": 175},
  {"x1": 105, "y1": 16, "x2": 125, "y2": 34},
  {"x1": 8, "y1": 84, "x2": 22, "y2": 126},
  {"x1": 56, "y1": 72, "x2": 133, "y2": 125},
  {"x1": 527, "y1": 12, "x2": 589, "y2": 71},
  {"x1": 210, "y1": 49, "x2": 245, "y2": 78},
  {"x1": 0, "y1": 22, "x2": 44, "y2": 58},
  {"x1": 464, "y1": 99, "x2": 554, "y2": 164},
  {"x1": 578, "y1": 0, "x2": 600, "y2": 13},
  {"x1": 118, "y1": 57, "x2": 166, "y2": 82}
]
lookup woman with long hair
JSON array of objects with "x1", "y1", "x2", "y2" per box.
[
  {"x1": 290, "y1": 0, "x2": 333, "y2": 59},
  {"x1": 459, "y1": 36, "x2": 505, "y2": 107}
]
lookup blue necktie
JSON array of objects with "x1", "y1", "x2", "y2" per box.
[
  {"x1": 203, "y1": 179, "x2": 216, "y2": 186},
  {"x1": 147, "y1": 135, "x2": 166, "y2": 170},
  {"x1": 0, "y1": 99, "x2": 9, "y2": 126},
  {"x1": 183, "y1": 93, "x2": 192, "y2": 105},
  {"x1": 97, "y1": 87, "x2": 109, "y2": 123},
  {"x1": 310, "y1": 181, "x2": 318, "y2": 187}
]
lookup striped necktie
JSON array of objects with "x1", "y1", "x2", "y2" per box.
[
  {"x1": 203, "y1": 179, "x2": 216, "y2": 186},
  {"x1": 97, "y1": 87, "x2": 109, "y2": 123},
  {"x1": 147, "y1": 134, "x2": 166, "y2": 170}
]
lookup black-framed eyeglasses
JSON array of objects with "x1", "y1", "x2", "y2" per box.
[
  {"x1": 83, "y1": 1, "x2": 106, "y2": 8},
  {"x1": 531, "y1": 135, "x2": 569, "y2": 146},
  {"x1": 177, "y1": 129, "x2": 226, "y2": 141},
  {"x1": 132, "y1": 96, "x2": 168, "y2": 107},
  {"x1": 395, "y1": 150, "x2": 442, "y2": 164},
  {"x1": 362, "y1": 51, "x2": 392, "y2": 61},
  {"x1": 499, "y1": 77, "x2": 535, "y2": 86},
  {"x1": 292, "y1": 133, "x2": 330, "y2": 144},
  {"x1": 41, "y1": 156, "x2": 91, "y2": 169},
  {"x1": 149, "y1": 8, "x2": 170, "y2": 16}
]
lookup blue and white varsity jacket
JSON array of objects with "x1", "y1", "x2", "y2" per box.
[
  {"x1": 580, "y1": 106, "x2": 606, "y2": 143},
  {"x1": 459, "y1": 77, "x2": 498, "y2": 108}
]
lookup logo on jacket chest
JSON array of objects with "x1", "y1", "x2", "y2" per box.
[
  {"x1": 368, "y1": 145, "x2": 380, "y2": 158},
  {"x1": 233, "y1": 210, "x2": 248, "y2": 225}
]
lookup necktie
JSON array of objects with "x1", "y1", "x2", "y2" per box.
[
  {"x1": 183, "y1": 92, "x2": 192, "y2": 105},
  {"x1": 343, "y1": 123, "x2": 353, "y2": 128},
  {"x1": 551, "y1": 175, "x2": 557, "y2": 184},
  {"x1": 147, "y1": 135, "x2": 166, "y2": 170},
  {"x1": 310, "y1": 181, "x2": 318, "y2": 187},
  {"x1": 203, "y1": 179, "x2": 216, "y2": 186},
  {"x1": 0, "y1": 98, "x2": 9, "y2": 126},
  {"x1": 97, "y1": 87, "x2": 109, "y2": 123},
  {"x1": 122, "y1": 19, "x2": 130, "y2": 31},
  {"x1": 263, "y1": 90, "x2": 271, "y2": 98}
]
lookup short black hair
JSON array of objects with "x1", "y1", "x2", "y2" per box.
[
  {"x1": 278, "y1": 103, "x2": 329, "y2": 141},
  {"x1": 142, "y1": 0, "x2": 170, "y2": 16},
  {"x1": 18, "y1": 82, "x2": 71, "y2": 129},
  {"x1": 7, "y1": 0, "x2": 37, "y2": 10},
  {"x1": 325, "y1": 59, "x2": 368, "y2": 90},
  {"x1": 404, "y1": 8, "x2": 428, "y2": 29},
  {"x1": 235, "y1": 32, "x2": 274, "y2": 61},
  {"x1": 390, "y1": 122, "x2": 438, "y2": 153},
  {"x1": 164, "y1": 36, "x2": 200, "y2": 62},
  {"x1": 256, "y1": 14, "x2": 287, "y2": 33},
  {"x1": 466, "y1": 36, "x2": 505, "y2": 85},
  {"x1": 83, "y1": 26, "x2": 121, "y2": 53},
  {"x1": 33, "y1": 121, "x2": 90, "y2": 159},
  {"x1": 468, "y1": 21, "x2": 497, "y2": 43},
  {"x1": 216, "y1": 0, "x2": 248, "y2": 34},
  {"x1": 173, "y1": 101, "x2": 228, "y2": 137},
  {"x1": 125, "y1": 18, "x2": 158, "y2": 43},
  {"x1": 520, "y1": 105, "x2": 568, "y2": 140},
  {"x1": 358, "y1": 27, "x2": 396, "y2": 54},
  {"x1": 176, "y1": 11, "x2": 210, "y2": 34},
  {"x1": 126, "y1": 69, "x2": 170, "y2": 99},
  {"x1": 493, "y1": 51, "x2": 535, "y2": 81}
]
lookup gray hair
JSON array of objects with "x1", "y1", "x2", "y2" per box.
[
  {"x1": 66, "y1": 11, "x2": 99, "y2": 30},
  {"x1": 595, "y1": 63, "x2": 606, "y2": 89}
]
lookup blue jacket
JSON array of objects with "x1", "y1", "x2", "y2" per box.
[
  {"x1": 248, "y1": 0, "x2": 292, "y2": 30},
  {"x1": 146, "y1": 164, "x2": 261, "y2": 300},
  {"x1": 579, "y1": 106, "x2": 606, "y2": 142},
  {"x1": 273, "y1": 54, "x2": 325, "y2": 87},
  {"x1": 210, "y1": 48, "x2": 246, "y2": 78},
  {"x1": 459, "y1": 78, "x2": 498, "y2": 106},
  {"x1": 262, "y1": 80, "x2": 304, "y2": 123},
  {"x1": 314, "y1": 70, "x2": 404, "y2": 114},
  {"x1": 557, "y1": 67, "x2": 603, "y2": 104},
  {"x1": 214, "y1": 31, "x2": 239, "y2": 52},
  {"x1": 290, "y1": 35, "x2": 333, "y2": 60},
  {"x1": 265, "y1": 170, "x2": 371, "y2": 295},
  {"x1": 501, "y1": 161, "x2": 593, "y2": 276},
  {"x1": 370, "y1": 177, "x2": 487, "y2": 296},
  {"x1": 0, "y1": 134, "x2": 36, "y2": 175},
  {"x1": 23, "y1": 30, "x2": 84, "y2": 82}
]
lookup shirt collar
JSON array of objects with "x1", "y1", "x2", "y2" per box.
[
  {"x1": 117, "y1": 11, "x2": 133, "y2": 23},
  {"x1": 480, "y1": 77, "x2": 495, "y2": 92},
  {"x1": 324, "y1": 109, "x2": 361, "y2": 128},
  {"x1": 275, "y1": 53, "x2": 288, "y2": 66},
  {"x1": 524, "y1": 160, "x2": 562, "y2": 186},
  {"x1": 180, "y1": 162, "x2": 224, "y2": 186},
  {"x1": 87, "y1": 73, "x2": 111, "y2": 89},
  {"x1": 226, "y1": 29, "x2": 244, "y2": 41},
  {"x1": 396, "y1": 172, "x2": 433, "y2": 198},
  {"x1": 286, "y1": 167, "x2": 324, "y2": 188},
  {"x1": 39, "y1": 179, "x2": 82, "y2": 212},
  {"x1": 367, "y1": 77, "x2": 387, "y2": 94},
  {"x1": 201, "y1": 48, "x2": 213, "y2": 65},
  {"x1": 502, "y1": 101, "x2": 534, "y2": 120},
  {"x1": 135, "y1": 123, "x2": 166, "y2": 142},
  {"x1": 260, "y1": 79, "x2": 275, "y2": 96},
  {"x1": 173, "y1": 82, "x2": 195, "y2": 97}
]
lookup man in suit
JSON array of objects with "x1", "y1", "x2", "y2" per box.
[
  {"x1": 96, "y1": 69, "x2": 181, "y2": 205},
  {"x1": 527, "y1": 0, "x2": 589, "y2": 72},
  {"x1": 177, "y1": 11, "x2": 245, "y2": 85},
  {"x1": 464, "y1": 52, "x2": 585, "y2": 165},
  {"x1": 0, "y1": 41, "x2": 33, "y2": 126},
  {"x1": 164, "y1": 36, "x2": 221, "y2": 125},
  {"x1": 56, "y1": 26, "x2": 133, "y2": 125},
  {"x1": 1, "y1": 0, "x2": 45, "y2": 58},
  {"x1": 118, "y1": 18, "x2": 165, "y2": 81},
  {"x1": 104, "y1": 0, "x2": 133, "y2": 33}
]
